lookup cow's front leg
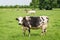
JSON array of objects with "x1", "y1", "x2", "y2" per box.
[
  {"x1": 41, "y1": 24, "x2": 47, "y2": 35},
  {"x1": 22, "y1": 27, "x2": 27, "y2": 36},
  {"x1": 28, "y1": 27, "x2": 30, "y2": 37},
  {"x1": 41, "y1": 28, "x2": 44, "y2": 35}
]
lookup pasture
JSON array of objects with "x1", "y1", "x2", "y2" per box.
[{"x1": 0, "y1": 8, "x2": 60, "y2": 40}]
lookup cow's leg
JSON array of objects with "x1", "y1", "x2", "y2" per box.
[
  {"x1": 28, "y1": 27, "x2": 30, "y2": 37},
  {"x1": 44, "y1": 28, "x2": 47, "y2": 33},
  {"x1": 41, "y1": 24, "x2": 47, "y2": 35},
  {"x1": 41, "y1": 28, "x2": 45, "y2": 35},
  {"x1": 22, "y1": 27, "x2": 27, "y2": 36}
]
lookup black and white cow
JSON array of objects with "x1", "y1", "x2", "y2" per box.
[{"x1": 16, "y1": 16, "x2": 49, "y2": 36}]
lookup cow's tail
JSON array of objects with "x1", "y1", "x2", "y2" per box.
[{"x1": 46, "y1": 17, "x2": 49, "y2": 22}]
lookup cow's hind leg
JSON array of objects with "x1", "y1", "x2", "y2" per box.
[{"x1": 41, "y1": 24, "x2": 47, "y2": 35}]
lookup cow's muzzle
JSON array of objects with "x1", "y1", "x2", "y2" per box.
[{"x1": 19, "y1": 23, "x2": 21, "y2": 25}]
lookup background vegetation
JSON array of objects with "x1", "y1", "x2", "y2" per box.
[{"x1": 30, "y1": 0, "x2": 60, "y2": 10}]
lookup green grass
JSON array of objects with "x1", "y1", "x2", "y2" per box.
[{"x1": 0, "y1": 8, "x2": 60, "y2": 40}]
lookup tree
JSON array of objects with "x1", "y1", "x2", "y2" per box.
[
  {"x1": 44, "y1": 0, "x2": 55, "y2": 10},
  {"x1": 30, "y1": 0, "x2": 39, "y2": 9},
  {"x1": 57, "y1": 0, "x2": 60, "y2": 8},
  {"x1": 39, "y1": 0, "x2": 45, "y2": 10},
  {"x1": 15, "y1": 5, "x2": 20, "y2": 11}
]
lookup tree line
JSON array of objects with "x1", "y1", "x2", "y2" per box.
[{"x1": 0, "y1": 5, "x2": 30, "y2": 8}]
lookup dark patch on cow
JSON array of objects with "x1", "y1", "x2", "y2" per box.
[
  {"x1": 22, "y1": 17, "x2": 41, "y2": 27},
  {"x1": 46, "y1": 17, "x2": 49, "y2": 22},
  {"x1": 41, "y1": 17, "x2": 44, "y2": 21},
  {"x1": 22, "y1": 17, "x2": 30, "y2": 28},
  {"x1": 29, "y1": 17, "x2": 41, "y2": 27},
  {"x1": 16, "y1": 18, "x2": 19, "y2": 21}
]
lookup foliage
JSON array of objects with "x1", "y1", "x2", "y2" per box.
[
  {"x1": 0, "y1": 5, "x2": 30, "y2": 8},
  {"x1": 30, "y1": 0, "x2": 60, "y2": 10}
]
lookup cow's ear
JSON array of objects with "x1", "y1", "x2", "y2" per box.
[
  {"x1": 46, "y1": 17, "x2": 49, "y2": 19},
  {"x1": 16, "y1": 18, "x2": 18, "y2": 20}
]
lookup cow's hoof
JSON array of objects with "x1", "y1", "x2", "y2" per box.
[{"x1": 28, "y1": 34, "x2": 30, "y2": 37}]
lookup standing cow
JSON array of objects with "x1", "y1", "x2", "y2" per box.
[
  {"x1": 16, "y1": 16, "x2": 49, "y2": 36},
  {"x1": 25, "y1": 9, "x2": 36, "y2": 15}
]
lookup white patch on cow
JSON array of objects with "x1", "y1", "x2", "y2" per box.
[
  {"x1": 18, "y1": 17, "x2": 23, "y2": 24},
  {"x1": 25, "y1": 16, "x2": 31, "y2": 28},
  {"x1": 25, "y1": 9, "x2": 36, "y2": 14},
  {"x1": 41, "y1": 16, "x2": 48, "y2": 24},
  {"x1": 40, "y1": 16, "x2": 48, "y2": 24},
  {"x1": 28, "y1": 10, "x2": 36, "y2": 14},
  {"x1": 26, "y1": 16, "x2": 30, "y2": 20}
]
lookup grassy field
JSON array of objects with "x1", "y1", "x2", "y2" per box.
[{"x1": 0, "y1": 8, "x2": 60, "y2": 40}]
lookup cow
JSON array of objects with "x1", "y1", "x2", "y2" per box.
[
  {"x1": 25, "y1": 9, "x2": 36, "y2": 15},
  {"x1": 16, "y1": 16, "x2": 49, "y2": 36}
]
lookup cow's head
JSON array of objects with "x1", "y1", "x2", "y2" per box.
[{"x1": 16, "y1": 17, "x2": 23, "y2": 25}]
